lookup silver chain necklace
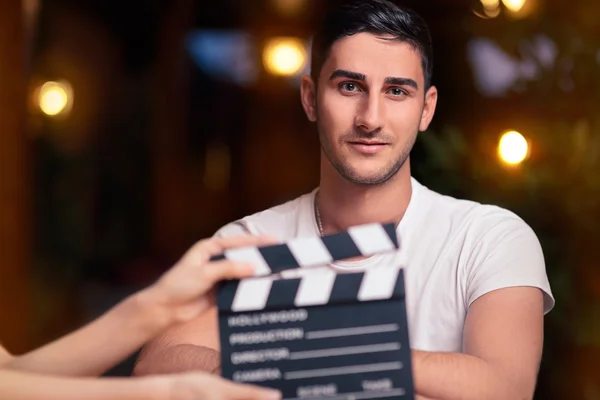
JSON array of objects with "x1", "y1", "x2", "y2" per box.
[{"x1": 314, "y1": 190, "x2": 324, "y2": 237}]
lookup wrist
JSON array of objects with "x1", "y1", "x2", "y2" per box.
[{"x1": 126, "y1": 287, "x2": 172, "y2": 339}]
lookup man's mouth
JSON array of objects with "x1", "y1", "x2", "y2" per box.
[
  {"x1": 348, "y1": 140, "x2": 388, "y2": 145},
  {"x1": 347, "y1": 140, "x2": 389, "y2": 154}
]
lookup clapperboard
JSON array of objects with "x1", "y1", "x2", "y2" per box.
[{"x1": 214, "y1": 223, "x2": 414, "y2": 400}]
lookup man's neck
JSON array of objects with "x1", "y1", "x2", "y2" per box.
[{"x1": 316, "y1": 161, "x2": 413, "y2": 235}]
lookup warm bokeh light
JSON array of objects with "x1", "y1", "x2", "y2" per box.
[
  {"x1": 474, "y1": 0, "x2": 500, "y2": 18},
  {"x1": 263, "y1": 37, "x2": 307, "y2": 77},
  {"x1": 481, "y1": 0, "x2": 500, "y2": 9},
  {"x1": 498, "y1": 130, "x2": 529, "y2": 165},
  {"x1": 479, "y1": 0, "x2": 501, "y2": 18},
  {"x1": 271, "y1": 0, "x2": 307, "y2": 16},
  {"x1": 502, "y1": 0, "x2": 526, "y2": 13},
  {"x1": 38, "y1": 80, "x2": 72, "y2": 116}
]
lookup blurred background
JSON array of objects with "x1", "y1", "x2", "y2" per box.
[{"x1": 1, "y1": 0, "x2": 599, "y2": 397}]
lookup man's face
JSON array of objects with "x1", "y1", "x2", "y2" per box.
[{"x1": 301, "y1": 32, "x2": 437, "y2": 185}]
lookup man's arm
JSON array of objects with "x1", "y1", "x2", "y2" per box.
[
  {"x1": 135, "y1": 286, "x2": 544, "y2": 400},
  {"x1": 133, "y1": 305, "x2": 222, "y2": 376},
  {"x1": 410, "y1": 209, "x2": 551, "y2": 400},
  {"x1": 413, "y1": 286, "x2": 544, "y2": 400}
]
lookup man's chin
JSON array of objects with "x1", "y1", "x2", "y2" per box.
[
  {"x1": 339, "y1": 170, "x2": 396, "y2": 186},
  {"x1": 336, "y1": 160, "x2": 405, "y2": 186}
]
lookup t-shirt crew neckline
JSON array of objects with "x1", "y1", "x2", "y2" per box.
[{"x1": 310, "y1": 177, "x2": 421, "y2": 270}]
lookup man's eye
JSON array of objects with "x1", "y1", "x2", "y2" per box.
[
  {"x1": 340, "y1": 82, "x2": 359, "y2": 92},
  {"x1": 388, "y1": 88, "x2": 406, "y2": 96}
]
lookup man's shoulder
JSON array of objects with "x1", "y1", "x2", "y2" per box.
[
  {"x1": 416, "y1": 180, "x2": 535, "y2": 241},
  {"x1": 415, "y1": 180, "x2": 553, "y2": 312},
  {"x1": 214, "y1": 190, "x2": 316, "y2": 239}
]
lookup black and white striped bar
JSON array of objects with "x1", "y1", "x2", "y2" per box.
[
  {"x1": 217, "y1": 267, "x2": 414, "y2": 400},
  {"x1": 218, "y1": 263, "x2": 406, "y2": 313},
  {"x1": 210, "y1": 222, "x2": 399, "y2": 276}
]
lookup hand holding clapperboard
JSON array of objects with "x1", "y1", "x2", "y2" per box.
[{"x1": 211, "y1": 223, "x2": 414, "y2": 400}]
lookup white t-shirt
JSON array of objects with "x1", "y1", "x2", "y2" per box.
[{"x1": 214, "y1": 177, "x2": 554, "y2": 353}]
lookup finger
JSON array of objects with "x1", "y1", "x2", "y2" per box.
[
  {"x1": 208, "y1": 235, "x2": 280, "y2": 256},
  {"x1": 186, "y1": 235, "x2": 278, "y2": 259},
  {"x1": 209, "y1": 376, "x2": 282, "y2": 400},
  {"x1": 199, "y1": 259, "x2": 260, "y2": 285}
]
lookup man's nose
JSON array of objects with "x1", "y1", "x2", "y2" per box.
[{"x1": 355, "y1": 92, "x2": 385, "y2": 133}]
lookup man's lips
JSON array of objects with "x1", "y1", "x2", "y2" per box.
[
  {"x1": 348, "y1": 140, "x2": 388, "y2": 145},
  {"x1": 346, "y1": 140, "x2": 389, "y2": 154}
]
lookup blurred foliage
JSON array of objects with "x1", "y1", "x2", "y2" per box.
[{"x1": 415, "y1": 1, "x2": 600, "y2": 397}]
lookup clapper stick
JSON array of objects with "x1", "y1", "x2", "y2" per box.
[
  {"x1": 209, "y1": 222, "x2": 399, "y2": 275},
  {"x1": 213, "y1": 222, "x2": 415, "y2": 400}
]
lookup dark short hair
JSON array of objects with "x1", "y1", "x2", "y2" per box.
[{"x1": 310, "y1": 0, "x2": 434, "y2": 90}]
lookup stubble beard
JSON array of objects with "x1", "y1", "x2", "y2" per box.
[{"x1": 317, "y1": 120, "x2": 417, "y2": 187}]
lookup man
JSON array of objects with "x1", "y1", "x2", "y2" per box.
[
  {"x1": 0, "y1": 234, "x2": 282, "y2": 400},
  {"x1": 135, "y1": 1, "x2": 554, "y2": 399}
]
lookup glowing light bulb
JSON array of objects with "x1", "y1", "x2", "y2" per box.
[
  {"x1": 502, "y1": 0, "x2": 526, "y2": 13},
  {"x1": 479, "y1": 0, "x2": 501, "y2": 17},
  {"x1": 263, "y1": 37, "x2": 307, "y2": 76},
  {"x1": 481, "y1": 0, "x2": 500, "y2": 9},
  {"x1": 38, "y1": 80, "x2": 72, "y2": 116},
  {"x1": 498, "y1": 130, "x2": 529, "y2": 165}
]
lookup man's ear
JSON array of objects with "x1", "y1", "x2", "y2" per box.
[
  {"x1": 419, "y1": 85, "x2": 438, "y2": 132},
  {"x1": 300, "y1": 74, "x2": 317, "y2": 122}
]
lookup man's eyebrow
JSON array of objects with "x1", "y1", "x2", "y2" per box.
[
  {"x1": 329, "y1": 70, "x2": 419, "y2": 90},
  {"x1": 329, "y1": 69, "x2": 366, "y2": 81},
  {"x1": 385, "y1": 77, "x2": 419, "y2": 90}
]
